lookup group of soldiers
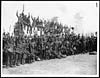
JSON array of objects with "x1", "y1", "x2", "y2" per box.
[
  {"x1": 2, "y1": 8, "x2": 97, "y2": 68},
  {"x1": 3, "y1": 30, "x2": 97, "y2": 68}
]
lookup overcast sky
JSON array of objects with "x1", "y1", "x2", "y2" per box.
[{"x1": 1, "y1": 1, "x2": 99, "y2": 35}]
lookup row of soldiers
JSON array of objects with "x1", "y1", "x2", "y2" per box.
[{"x1": 3, "y1": 30, "x2": 97, "y2": 68}]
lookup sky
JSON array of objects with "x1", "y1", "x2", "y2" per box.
[{"x1": 1, "y1": 1, "x2": 99, "y2": 35}]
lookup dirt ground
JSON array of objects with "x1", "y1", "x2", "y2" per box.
[{"x1": 2, "y1": 52, "x2": 97, "y2": 76}]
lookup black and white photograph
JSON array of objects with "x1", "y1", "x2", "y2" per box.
[{"x1": 1, "y1": 1, "x2": 99, "y2": 77}]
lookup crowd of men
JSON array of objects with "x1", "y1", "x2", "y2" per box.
[{"x1": 2, "y1": 9, "x2": 97, "y2": 68}]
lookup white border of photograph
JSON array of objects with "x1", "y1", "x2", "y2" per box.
[{"x1": 1, "y1": 1, "x2": 99, "y2": 77}]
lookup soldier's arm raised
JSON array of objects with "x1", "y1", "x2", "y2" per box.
[{"x1": 16, "y1": 11, "x2": 19, "y2": 18}]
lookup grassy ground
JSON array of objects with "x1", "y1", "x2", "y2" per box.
[{"x1": 2, "y1": 52, "x2": 97, "y2": 76}]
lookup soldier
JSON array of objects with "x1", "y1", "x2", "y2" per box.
[
  {"x1": 3, "y1": 33, "x2": 9, "y2": 67},
  {"x1": 28, "y1": 39, "x2": 35, "y2": 63},
  {"x1": 5, "y1": 35, "x2": 15, "y2": 67},
  {"x1": 14, "y1": 36, "x2": 24, "y2": 66},
  {"x1": 45, "y1": 42, "x2": 51, "y2": 60}
]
